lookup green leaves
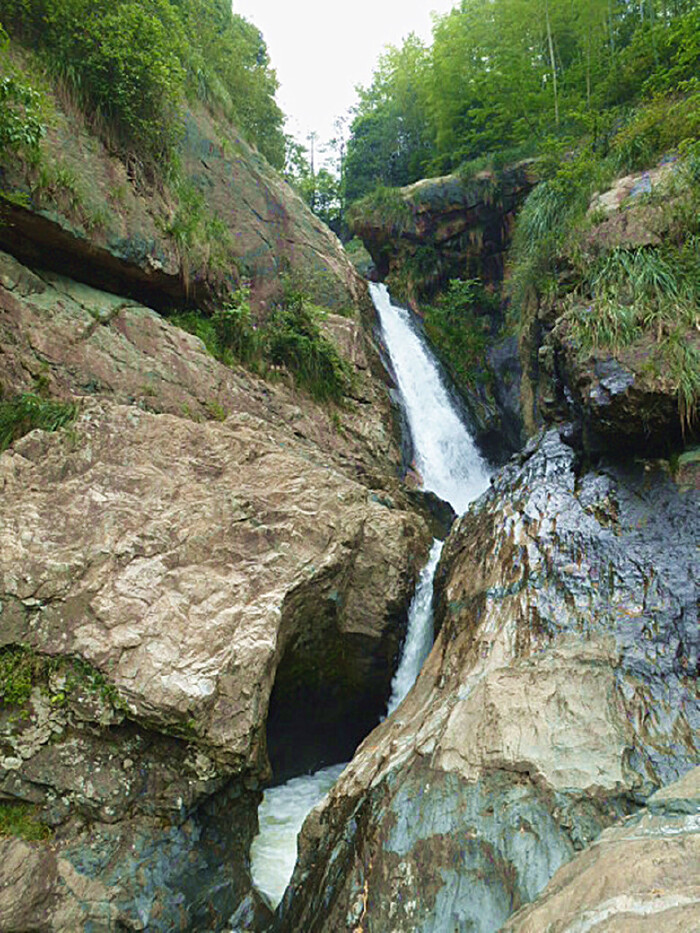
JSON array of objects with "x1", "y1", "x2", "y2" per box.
[
  {"x1": 0, "y1": 393, "x2": 77, "y2": 453},
  {"x1": 0, "y1": 73, "x2": 45, "y2": 153},
  {"x1": 0, "y1": 0, "x2": 286, "y2": 168}
]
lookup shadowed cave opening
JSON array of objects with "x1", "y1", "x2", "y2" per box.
[{"x1": 265, "y1": 594, "x2": 405, "y2": 783}]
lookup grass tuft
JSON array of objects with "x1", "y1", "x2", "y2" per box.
[{"x1": 0, "y1": 393, "x2": 77, "y2": 453}]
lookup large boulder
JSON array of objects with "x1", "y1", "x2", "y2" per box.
[
  {"x1": 274, "y1": 429, "x2": 699, "y2": 932},
  {"x1": 0, "y1": 249, "x2": 432, "y2": 929},
  {"x1": 505, "y1": 766, "x2": 700, "y2": 932}
]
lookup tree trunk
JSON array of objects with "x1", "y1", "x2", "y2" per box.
[{"x1": 545, "y1": 0, "x2": 560, "y2": 127}]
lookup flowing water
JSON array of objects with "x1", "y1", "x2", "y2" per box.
[{"x1": 249, "y1": 284, "x2": 490, "y2": 910}]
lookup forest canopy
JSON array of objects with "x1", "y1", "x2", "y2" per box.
[
  {"x1": 0, "y1": 0, "x2": 286, "y2": 167},
  {"x1": 343, "y1": 0, "x2": 700, "y2": 204}
]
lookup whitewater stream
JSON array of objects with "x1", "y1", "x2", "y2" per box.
[{"x1": 249, "y1": 282, "x2": 490, "y2": 910}]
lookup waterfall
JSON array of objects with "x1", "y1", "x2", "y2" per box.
[
  {"x1": 248, "y1": 284, "x2": 490, "y2": 912},
  {"x1": 370, "y1": 283, "x2": 489, "y2": 514}
]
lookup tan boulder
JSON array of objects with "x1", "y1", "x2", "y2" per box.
[{"x1": 504, "y1": 767, "x2": 700, "y2": 932}]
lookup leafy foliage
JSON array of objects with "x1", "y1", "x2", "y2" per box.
[
  {"x1": 0, "y1": 24, "x2": 45, "y2": 156},
  {"x1": 171, "y1": 282, "x2": 354, "y2": 403},
  {"x1": 423, "y1": 278, "x2": 499, "y2": 394},
  {"x1": 0, "y1": 393, "x2": 77, "y2": 452},
  {"x1": 343, "y1": 2, "x2": 700, "y2": 210},
  {"x1": 0, "y1": 0, "x2": 285, "y2": 166}
]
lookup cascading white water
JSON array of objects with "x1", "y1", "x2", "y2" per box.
[
  {"x1": 385, "y1": 537, "x2": 443, "y2": 716},
  {"x1": 370, "y1": 282, "x2": 490, "y2": 514},
  {"x1": 249, "y1": 763, "x2": 345, "y2": 908},
  {"x1": 249, "y1": 283, "x2": 490, "y2": 911}
]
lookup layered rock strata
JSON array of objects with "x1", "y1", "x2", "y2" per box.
[
  {"x1": 275, "y1": 429, "x2": 699, "y2": 932},
  {"x1": 505, "y1": 766, "x2": 700, "y2": 932}
]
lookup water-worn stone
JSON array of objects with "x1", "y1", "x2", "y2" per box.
[
  {"x1": 504, "y1": 767, "x2": 700, "y2": 932},
  {"x1": 0, "y1": 238, "x2": 432, "y2": 928},
  {"x1": 274, "y1": 429, "x2": 699, "y2": 932}
]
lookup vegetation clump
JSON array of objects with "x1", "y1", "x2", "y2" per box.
[
  {"x1": 0, "y1": 802, "x2": 52, "y2": 841},
  {"x1": 171, "y1": 280, "x2": 354, "y2": 404},
  {"x1": 423, "y1": 278, "x2": 499, "y2": 396},
  {"x1": 0, "y1": 644, "x2": 124, "y2": 710},
  {"x1": 0, "y1": 0, "x2": 285, "y2": 168},
  {"x1": 0, "y1": 393, "x2": 77, "y2": 453}
]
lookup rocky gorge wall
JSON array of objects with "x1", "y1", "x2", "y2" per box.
[
  {"x1": 275, "y1": 429, "x2": 699, "y2": 932},
  {"x1": 0, "y1": 50, "x2": 447, "y2": 925},
  {"x1": 271, "y1": 163, "x2": 699, "y2": 931}
]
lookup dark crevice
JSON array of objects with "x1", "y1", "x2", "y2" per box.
[{"x1": 265, "y1": 587, "x2": 407, "y2": 784}]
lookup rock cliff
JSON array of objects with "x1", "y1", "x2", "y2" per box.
[
  {"x1": 275, "y1": 429, "x2": 699, "y2": 932},
  {"x1": 0, "y1": 50, "x2": 360, "y2": 314},
  {"x1": 0, "y1": 51, "x2": 438, "y2": 923}
]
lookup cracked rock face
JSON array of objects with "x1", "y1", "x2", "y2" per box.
[
  {"x1": 0, "y1": 401, "x2": 429, "y2": 929},
  {"x1": 0, "y1": 249, "x2": 432, "y2": 929},
  {"x1": 504, "y1": 766, "x2": 700, "y2": 932},
  {"x1": 274, "y1": 430, "x2": 699, "y2": 933}
]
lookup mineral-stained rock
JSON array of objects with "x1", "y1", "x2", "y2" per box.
[
  {"x1": 504, "y1": 766, "x2": 700, "y2": 932},
  {"x1": 0, "y1": 398, "x2": 429, "y2": 929},
  {"x1": 274, "y1": 429, "x2": 699, "y2": 933}
]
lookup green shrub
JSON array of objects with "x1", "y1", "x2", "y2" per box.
[
  {"x1": 423, "y1": 278, "x2": 497, "y2": 393},
  {"x1": 211, "y1": 284, "x2": 259, "y2": 364},
  {"x1": 0, "y1": 393, "x2": 77, "y2": 452},
  {"x1": 171, "y1": 283, "x2": 353, "y2": 403},
  {"x1": 265, "y1": 290, "x2": 353, "y2": 403}
]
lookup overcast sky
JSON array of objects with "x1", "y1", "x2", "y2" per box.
[{"x1": 232, "y1": 0, "x2": 457, "y2": 160}]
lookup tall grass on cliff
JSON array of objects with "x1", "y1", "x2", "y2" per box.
[
  {"x1": 171, "y1": 281, "x2": 354, "y2": 404},
  {"x1": 0, "y1": 393, "x2": 77, "y2": 452}
]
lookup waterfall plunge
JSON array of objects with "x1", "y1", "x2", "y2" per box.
[{"x1": 248, "y1": 283, "x2": 490, "y2": 912}]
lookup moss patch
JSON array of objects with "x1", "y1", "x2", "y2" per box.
[
  {"x1": 0, "y1": 645, "x2": 124, "y2": 711},
  {"x1": 0, "y1": 801, "x2": 52, "y2": 841}
]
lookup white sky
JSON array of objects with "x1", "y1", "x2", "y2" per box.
[{"x1": 232, "y1": 0, "x2": 458, "y2": 161}]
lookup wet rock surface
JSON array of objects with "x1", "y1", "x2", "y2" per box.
[
  {"x1": 274, "y1": 429, "x2": 699, "y2": 932},
  {"x1": 504, "y1": 766, "x2": 700, "y2": 932}
]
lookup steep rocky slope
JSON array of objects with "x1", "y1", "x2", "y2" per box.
[
  {"x1": 0, "y1": 33, "x2": 448, "y2": 922},
  {"x1": 275, "y1": 429, "x2": 698, "y2": 931},
  {"x1": 0, "y1": 47, "x2": 360, "y2": 314}
]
